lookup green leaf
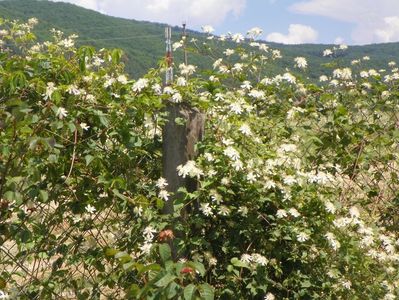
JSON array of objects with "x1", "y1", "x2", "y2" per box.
[
  {"x1": 184, "y1": 284, "x2": 196, "y2": 300},
  {"x1": 137, "y1": 263, "x2": 161, "y2": 276},
  {"x1": 188, "y1": 261, "x2": 206, "y2": 276},
  {"x1": 39, "y1": 190, "x2": 49, "y2": 202},
  {"x1": 105, "y1": 248, "x2": 118, "y2": 257},
  {"x1": 123, "y1": 262, "x2": 135, "y2": 271},
  {"x1": 159, "y1": 243, "x2": 172, "y2": 262},
  {"x1": 85, "y1": 155, "x2": 94, "y2": 166},
  {"x1": 230, "y1": 257, "x2": 250, "y2": 269},
  {"x1": 301, "y1": 280, "x2": 312, "y2": 288},
  {"x1": 154, "y1": 273, "x2": 176, "y2": 288},
  {"x1": 115, "y1": 251, "x2": 131, "y2": 263},
  {"x1": 199, "y1": 283, "x2": 214, "y2": 300}
]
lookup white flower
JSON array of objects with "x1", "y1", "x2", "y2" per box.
[
  {"x1": 172, "y1": 41, "x2": 183, "y2": 51},
  {"x1": 85, "y1": 204, "x2": 96, "y2": 214},
  {"x1": 325, "y1": 201, "x2": 336, "y2": 214},
  {"x1": 325, "y1": 232, "x2": 340, "y2": 250},
  {"x1": 204, "y1": 153, "x2": 214, "y2": 162},
  {"x1": 179, "y1": 63, "x2": 196, "y2": 75},
  {"x1": 252, "y1": 253, "x2": 268, "y2": 266},
  {"x1": 117, "y1": 75, "x2": 128, "y2": 84},
  {"x1": 58, "y1": 38, "x2": 74, "y2": 48},
  {"x1": 219, "y1": 205, "x2": 231, "y2": 216},
  {"x1": 248, "y1": 89, "x2": 265, "y2": 99},
  {"x1": 80, "y1": 122, "x2": 90, "y2": 131},
  {"x1": 247, "y1": 27, "x2": 263, "y2": 39},
  {"x1": 232, "y1": 63, "x2": 244, "y2": 72},
  {"x1": 104, "y1": 77, "x2": 115, "y2": 88},
  {"x1": 232, "y1": 33, "x2": 244, "y2": 43},
  {"x1": 223, "y1": 146, "x2": 240, "y2": 161},
  {"x1": 176, "y1": 77, "x2": 187, "y2": 86},
  {"x1": 259, "y1": 43, "x2": 269, "y2": 52},
  {"x1": 276, "y1": 209, "x2": 288, "y2": 218},
  {"x1": 341, "y1": 279, "x2": 352, "y2": 289},
  {"x1": 143, "y1": 226, "x2": 156, "y2": 241},
  {"x1": 239, "y1": 123, "x2": 252, "y2": 136},
  {"x1": 349, "y1": 206, "x2": 360, "y2": 219},
  {"x1": 177, "y1": 160, "x2": 203, "y2": 178},
  {"x1": 152, "y1": 83, "x2": 162, "y2": 94},
  {"x1": 323, "y1": 49, "x2": 333, "y2": 56},
  {"x1": 0, "y1": 290, "x2": 9, "y2": 300},
  {"x1": 200, "y1": 203, "x2": 213, "y2": 216},
  {"x1": 172, "y1": 92, "x2": 183, "y2": 103},
  {"x1": 156, "y1": 177, "x2": 168, "y2": 189},
  {"x1": 221, "y1": 177, "x2": 230, "y2": 185},
  {"x1": 56, "y1": 107, "x2": 68, "y2": 119},
  {"x1": 139, "y1": 242, "x2": 152, "y2": 255},
  {"x1": 283, "y1": 175, "x2": 297, "y2": 186},
  {"x1": 297, "y1": 232, "x2": 309, "y2": 242},
  {"x1": 246, "y1": 172, "x2": 257, "y2": 183},
  {"x1": 363, "y1": 56, "x2": 370, "y2": 61},
  {"x1": 272, "y1": 49, "x2": 282, "y2": 59},
  {"x1": 289, "y1": 208, "x2": 300, "y2": 218},
  {"x1": 264, "y1": 292, "x2": 275, "y2": 300},
  {"x1": 333, "y1": 217, "x2": 351, "y2": 228},
  {"x1": 67, "y1": 84, "x2": 81, "y2": 95},
  {"x1": 294, "y1": 57, "x2": 307, "y2": 69},
  {"x1": 339, "y1": 44, "x2": 348, "y2": 50},
  {"x1": 232, "y1": 160, "x2": 243, "y2": 171},
  {"x1": 282, "y1": 72, "x2": 296, "y2": 83},
  {"x1": 158, "y1": 190, "x2": 170, "y2": 201},
  {"x1": 213, "y1": 58, "x2": 223, "y2": 69},
  {"x1": 133, "y1": 206, "x2": 143, "y2": 216},
  {"x1": 132, "y1": 78, "x2": 149, "y2": 92},
  {"x1": 240, "y1": 254, "x2": 252, "y2": 263},
  {"x1": 163, "y1": 86, "x2": 175, "y2": 95},
  {"x1": 224, "y1": 49, "x2": 235, "y2": 56},
  {"x1": 381, "y1": 91, "x2": 390, "y2": 99},
  {"x1": 209, "y1": 257, "x2": 217, "y2": 266},
  {"x1": 238, "y1": 206, "x2": 248, "y2": 216},
  {"x1": 44, "y1": 82, "x2": 57, "y2": 100},
  {"x1": 319, "y1": 75, "x2": 328, "y2": 82},
  {"x1": 202, "y1": 25, "x2": 214, "y2": 34},
  {"x1": 264, "y1": 180, "x2": 276, "y2": 189},
  {"x1": 240, "y1": 80, "x2": 252, "y2": 90},
  {"x1": 92, "y1": 56, "x2": 104, "y2": 66}
]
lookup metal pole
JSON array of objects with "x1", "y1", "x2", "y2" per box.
[{"x1": 165, "y1": 26, "x2": 173, "y2": 85}]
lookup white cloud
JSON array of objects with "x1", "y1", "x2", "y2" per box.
[
  {"x1": 51, "y1": 0, "x2": 246, "y2": 28},
  {"x1": 266, "y1": 24, "x2": 318, "y2": 44},
  {"x1": 334, "y1": 36, "x2": 344, "y2": 44},
  {"x1": 374, "y1": 16, "x2": 399, "y2": 43},
  {"x1": 290, "y1": 0, "x2": 399, "y2": 44}
]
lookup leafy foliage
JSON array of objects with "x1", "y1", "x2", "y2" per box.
[{"x1": 0, "y1": 18, "x2": 399, "y2": 300}]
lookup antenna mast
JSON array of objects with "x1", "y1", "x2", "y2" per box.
[
  {"x1": 165, "y1": 26, "x2": 173, "y2": 85},
  {"x1": 182, "y1": 21, "x2": 188, "y2": 66}
]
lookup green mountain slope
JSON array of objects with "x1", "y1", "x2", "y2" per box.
[{"x1": 0, "y1": 0, "x2": 398, "y2": 79}]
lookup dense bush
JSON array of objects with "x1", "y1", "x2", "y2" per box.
[{"x1": 1, "y1": 19, "x2": 399, "y2": 299}]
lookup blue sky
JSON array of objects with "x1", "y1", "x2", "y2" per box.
[{"x1": 52, "y1": 0, "x2": 399, "y2": 45}]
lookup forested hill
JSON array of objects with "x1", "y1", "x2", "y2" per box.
[{"x1": 1, "y1": 0, "x2": 398, "y2": 79}]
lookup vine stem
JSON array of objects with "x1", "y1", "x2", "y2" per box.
[{"x1": 66, "y1": 128, "x2": 78, "y2": 180}]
